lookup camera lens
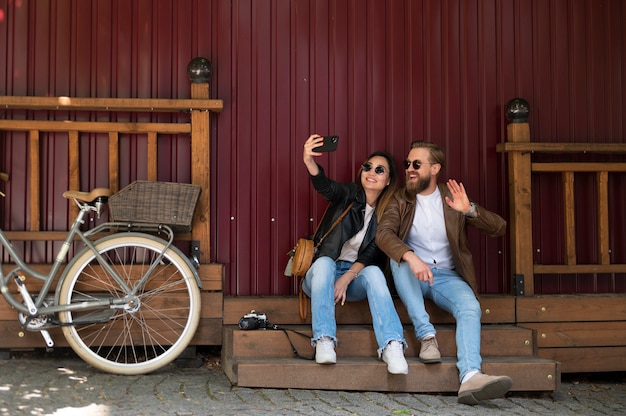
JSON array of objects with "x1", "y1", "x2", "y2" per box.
[{"x1": 239, "y1": 317, "x2": 259, "y2": 330}]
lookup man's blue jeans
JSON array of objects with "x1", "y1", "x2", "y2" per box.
[
  {"x1": 390, "y1": 260, "x2": 482, "y2": 382},
  {"x1": 302, "y1": 256, "x2": 406, "y2": 355}
]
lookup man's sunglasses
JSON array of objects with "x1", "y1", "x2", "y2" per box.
[
  {"x1": 362, "y1": 162, "x2": 387, "y2": 175},
  {"x1": 403, "y1": 160, "x2": 435, "y2": 170}
]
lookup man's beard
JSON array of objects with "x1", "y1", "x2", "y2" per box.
[{"x1": 406, "y1": 174, "x2": 430, "y2": 196}]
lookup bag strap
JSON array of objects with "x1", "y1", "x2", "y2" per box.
[
  {"x1": 298, "y1": 200, "x2": 354, "y2": 322},
  {"x1": 314, "y1": 201, "x2": 354, "y2": 249},
  {"x1": 264, "y1": 322, "x2": 315, "y2": 360},
  {"x1": 276, "y1": 325, "x2": 315, "y2": 360}
]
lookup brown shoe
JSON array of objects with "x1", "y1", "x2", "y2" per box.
[
  {"x1": 457, "y1": 373, "x2": 513, "y2": 405},
  {"x1": 419, "y1": 336, "x2": 442, "y2": 363}
]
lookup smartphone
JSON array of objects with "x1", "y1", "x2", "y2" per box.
[{"x1": 314, "y1": 135, "x2": 339, "y2": 152}]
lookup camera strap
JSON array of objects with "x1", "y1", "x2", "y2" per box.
[{"x1": 270, "y1": 324, "x2": 315, "y2": 360}]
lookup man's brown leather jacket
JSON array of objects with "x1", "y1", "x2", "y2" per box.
[{"x1": 375, "y1": 183, "x2": 506, "y2": 292}]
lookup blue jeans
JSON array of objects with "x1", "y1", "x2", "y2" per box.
[
  {"x1": 390, "y1": 260, "x2": 482, "y2": 382},
  {"x1": 301, "y1": 256, "x2": 406, "y2": 355}
]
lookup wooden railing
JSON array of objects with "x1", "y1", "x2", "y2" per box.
[
  {"x1": 0, "y1": 85, "x2": 226, "y2": 348},
  {"x1": 0, "y1": 86, "x2": 222, "y2": 263},
  {"x1": 497, "y1": 122, "x2": 626, "y2": 296}
]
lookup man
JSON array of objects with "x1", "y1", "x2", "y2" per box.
[{"x1": 376, "y1": 141, "x2": 512, "y2": 404}]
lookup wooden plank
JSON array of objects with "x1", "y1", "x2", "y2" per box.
[
  {"x1": 0, "y1": 96, "x2": 224, "y2": 112},
  {"x1": 29, "y1": 130, "x2": 40, "y2": 231},
  {"x1": 197, "y1": 263, "x2": 224, "y2": 291},
  {"x1": 597, "y1": 171, "x2": 610, "y2": 264},
  {"x1": 223, "y1": 295, "x2": 516, "y2": 325},
  {"x1": 532, "y1": 162, "x2": 626, "y2": 172},
  {"x1": 497, "y1": 142, "x2": 626, "y2": 154},
  {"x1": 517, "y1": 294, "x2": 626, "y2": 322},
  {"x1": 562, "y1": 171, "x2": 576, "y2": 265},
  {"x1": 228, "y1": 356, "x2": 559, "y2": 392},
  {"x1": 0, "y1": 321, "x2": 68, "y2": 348},
  {"x1": 0, "y1": 317, "x2": 223, "y2": 348},
  {"x1": 200, "y1": 292, "x2": 223, "y2": 318},
  {"x1": 519, "y1": 322, "x2": 626, "y2": 348},
  {"x1": 0, "y1": 293, "x2": 221, "y2": 347},
  {"x1": 3, "y1": 230, "x2": 190, "y2": 241},
  {"x1": 534, "y1": 264, "x2": 626, "y2": 273},
  {"x1": 1, "y1": 263, "x2": 223, "y2": 291},
  {"x1": 537, "y1": 346, "x2": 626, "y2": 373},
  {"x1": 223, "y1": 324, "x2": 535, "y2": 359},
  {"x1": 0, "y1": 289, "x2": 204, "y2": 320},
  {"x1": 0, "y1": 119, "x2": 191, "y2": 134},
  {"x1": 190, "y1": 317, "x2": 222, "y2": 345}
]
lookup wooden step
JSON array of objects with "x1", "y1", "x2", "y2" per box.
[
  {"x1": 223, "y1": 324, "x2": 536, "y2": 359},
  {"x1": 221, "y1": 324, "x2": 560, "y2": 393},
  {"x1": 223, "y1": 356, "x2": 560, "y2": 392},
  {"x1": 223, "y1": 295, "x2": 516, "y2": 325}
]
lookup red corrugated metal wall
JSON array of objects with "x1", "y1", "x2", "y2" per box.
[{"x1": 1, "y1": 0, "x2": 625, "y2": 296}]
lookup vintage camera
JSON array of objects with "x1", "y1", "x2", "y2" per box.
[{"x1": 238, "y1": 310, "x2": 269, "y2": 330}]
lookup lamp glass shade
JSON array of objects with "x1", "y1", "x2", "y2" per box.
[
  {"x1": 505, "y1": 98, "x2": 530, "y2": 123},
  {"x1": 187, "y1": 57, "x2": 212, "y2": 83}
]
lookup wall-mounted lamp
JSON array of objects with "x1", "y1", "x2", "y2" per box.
[
  {"x1": 187, "y1": 57, "x2": 212, "y2": 83},
  {"x1": 505, "y1": 98, "x2": 530, "y2": 123}
]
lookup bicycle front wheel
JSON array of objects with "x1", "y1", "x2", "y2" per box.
[{"x1": 58, "y1": 233, "x2": 201, "y2": 375}]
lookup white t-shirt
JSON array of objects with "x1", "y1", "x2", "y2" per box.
[
  {"x1": 338, "y1": 203, "x2": 375, "y2": 262},
  {"x1": 405, "y1": 187, "x2": 454, "y2": 269}
]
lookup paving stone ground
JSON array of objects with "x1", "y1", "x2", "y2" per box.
[{"x1": 0, "y1": 348, "x2": 624, "y2": 416}]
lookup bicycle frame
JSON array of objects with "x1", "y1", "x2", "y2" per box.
[{"x1": 0, "y1": 200, "x2": 179, "y2": 318}]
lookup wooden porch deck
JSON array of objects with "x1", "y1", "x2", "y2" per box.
[{"x1": 221, "y1": 296, "x2": 559, "y2": 392}]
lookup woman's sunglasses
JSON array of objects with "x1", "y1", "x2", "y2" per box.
[
  {"x1": 362, "y1": 162, "x2": 387, "y2": 175},
  {"x1": 403, "y1": 160, "x2": 435, "y2": 170}
]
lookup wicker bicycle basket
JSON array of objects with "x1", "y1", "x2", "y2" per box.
[{"x1": 108, "y1": 181, "x2": 202, "y2": 232}]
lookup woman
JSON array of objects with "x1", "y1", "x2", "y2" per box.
[{"x1": 300, "y1": 134, "x2": 408, "y2": 375}]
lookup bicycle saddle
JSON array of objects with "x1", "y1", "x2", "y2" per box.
[{"x1": 63, "y1": 188, "x2": 113, "y2": 203}]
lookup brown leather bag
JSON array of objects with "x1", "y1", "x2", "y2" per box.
[
  {"x1": 287, "y1": 202, "x2": 353, "y2": 320},
  {"x1": 291, "y1": 238, "x2": 315, "y2": 277},
  {"x1": 289, "y1": 202, "x2": 353, "y2": 277}
]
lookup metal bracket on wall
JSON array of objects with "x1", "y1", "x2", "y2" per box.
[
  {"x1": 189, "y1": 240, "x2": 201, "y2": 270},
  {"x1": 513, "y1": 274, "x2": 525, "y2": 296}
]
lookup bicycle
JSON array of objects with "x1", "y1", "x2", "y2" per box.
[{"x1": 0, "y1": 172, "x2": 202, "y2": 375}]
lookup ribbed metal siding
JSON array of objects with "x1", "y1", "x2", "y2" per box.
[{"x1": 1, "y1": 0, "x2": 625, "y2": 296}]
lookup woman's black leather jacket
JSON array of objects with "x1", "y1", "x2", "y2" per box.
[{"x1": 309, "y1": 165, "x2": 386, "y2": 269}]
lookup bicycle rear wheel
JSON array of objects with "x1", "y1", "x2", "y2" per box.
[{"x1": 58, "y1": 233, "x2": 201, "y2": 375}]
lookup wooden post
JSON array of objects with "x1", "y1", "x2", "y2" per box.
[
  {"x1": 562, "y1": 171, "x2": 576, "y2": 265},
  {"x1": 29, "y1": 130, "x2": 41, "y2": 231},
  {"x1": 506, "y1": 122, "x2": 535, "y2": 295},
  {"x1": 190, "y1": 82, "x2": 211, "y2": 263},
  {"x1": 597, "y1": 171, "x2": 610, "y2": 264},
  {"x1": 147, "y1": 131, "x2": 158, "y2": 181},
  {"x1": 108, "y1": 132, "x2": 120, "y2": 193},
  {"x1": 68, "y1": 130, "x2": 80, "y2": 221}
]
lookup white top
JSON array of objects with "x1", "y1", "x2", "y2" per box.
[
  {"x1": 338, "y1": 203, "x2": 375, "y2": 262},
  {"x1": 405, "y1": 187, "x2": 454, "y2": 269}
]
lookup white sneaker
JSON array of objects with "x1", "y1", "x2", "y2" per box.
[
  {"x1": 315, "y1": 336, "x2": 336, "y2": 364},
  {"x1": 382, "y1": 341, "x2": 408, "y2": 374}
]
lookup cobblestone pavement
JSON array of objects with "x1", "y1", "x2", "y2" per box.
[{"x1": 0, "y1": 349, "x2": 625, "y2": 416}]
